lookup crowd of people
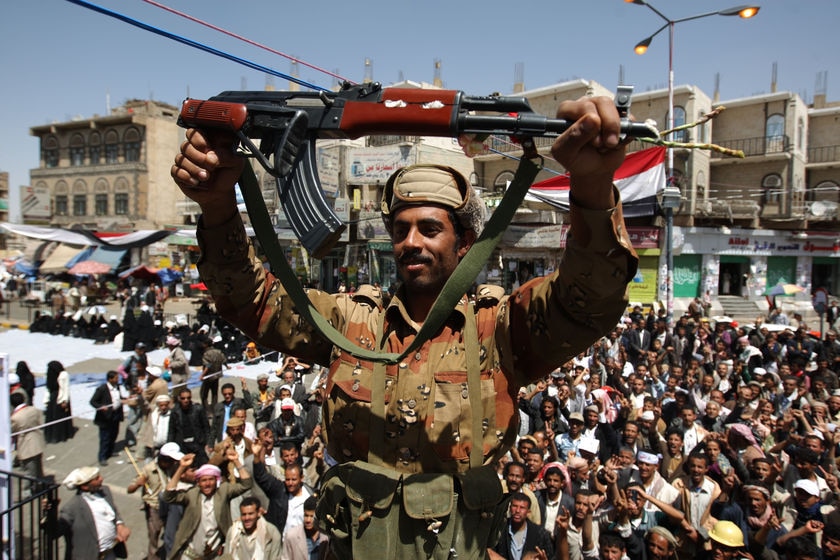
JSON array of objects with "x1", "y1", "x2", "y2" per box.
[
  {"x1": 21, "y1": 342, "x2": 329, "y2": 560},
  {"x1": 27, "y1": 299, "x2": 840, "y2": 560}
]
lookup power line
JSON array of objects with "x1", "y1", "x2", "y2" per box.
[
  {"x1": 65, "y1": 0, "x2": 328, "y2": 92},
  {"x1": 139, "y1": 0, "x2": 352, "y2": 86}
]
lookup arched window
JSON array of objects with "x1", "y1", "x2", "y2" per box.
[
  {"x1": 54, "y1": 180, "x2": 69, "y2": 216},
  {"x1": 762, "y1": 173, "x2": 783, "y2": 205},
  {"x1": 89, "y1": 131, "x2": 102, "y2": 165},
  {"x1": 114, "y1": 177, "x2": 130, "y2": 215},
  {"x1": 104, "y1": 129, "x2": 119, "y2": 164},
  {"x1": 667, "y1": 106, "x2": 688, "y2": 142},
  {"x1": 493, "y1": 170, "x2": 515, "y2": 194},
  {"x1": 69, "y1": 134, "x2": 85, "y2": 166},
  {"x1": 43, "y1": 136, "x2": 59, "y2": 168},
  {"x1": 766, "y1": 114, "x2": 784, "y2": 153},
  {"x1": 94, "y1": 179, "x2": 109, "y2": 216},
  {"x1": 124, "y1": 127, "x2": 142, "y2": 162},
  {"x1": 72, "y1": 179, "x2": 88, "y2": 217}
]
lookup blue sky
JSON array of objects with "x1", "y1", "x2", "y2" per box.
[{"x1": 2, "y1": 0, "x2": 837, "y2": 221}]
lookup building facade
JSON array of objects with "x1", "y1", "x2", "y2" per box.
[
  {"x1": 21, "y1": 81, "x2": 840, "y2": 310},
  {"x1": 29, "y1": 99, "x2": 183, "y2": 232}
]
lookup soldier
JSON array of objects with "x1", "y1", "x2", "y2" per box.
[{"x1": 173, "y1": 96, "x2": 637, "y2": 558}]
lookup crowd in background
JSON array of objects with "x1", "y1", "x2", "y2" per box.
[{"x1": 13, "y1": 290, "x2": 840, "y2": 560}]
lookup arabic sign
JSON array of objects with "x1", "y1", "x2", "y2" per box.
[
  {"x1": 680, "y1": 228, "x2": 840, "y2": 257},
  {"x1": 346, "y1": 146, "x2": 413, "y2": 183},
  {"x1": 20, "y1": 184, "x2": 50, "y2": 219}
]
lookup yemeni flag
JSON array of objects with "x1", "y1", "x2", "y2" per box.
[{"x1": 526, "y1": 146, "x2": 666, "y2": 217}]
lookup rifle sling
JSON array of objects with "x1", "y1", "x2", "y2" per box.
[{"x1": 237, "y1": 154, "x2": 542, "y2": 364}]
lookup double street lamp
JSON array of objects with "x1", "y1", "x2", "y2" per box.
[{"x1": 625, "y1": 0, "x2": 759, "y2": 323}]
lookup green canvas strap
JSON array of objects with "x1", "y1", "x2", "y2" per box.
[
  {"x1": 238, "y1": 153, "x2": 542, "y2": 364},
  {"x1": 463, "y1": 301, "x2": 483, "y2": 468},
  {"x1": 368, "y1": 310, "x2": 387, "y2": 467}
]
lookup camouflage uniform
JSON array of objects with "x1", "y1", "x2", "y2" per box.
[{"x1": 196, "y1": 196, "x2": 637, "y2": 558}]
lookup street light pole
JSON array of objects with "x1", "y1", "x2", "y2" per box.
[{"x1": 625, "y1": 0, "x2": 759, "y2": 324}]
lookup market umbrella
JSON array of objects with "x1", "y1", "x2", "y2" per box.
[
  {"x1": 764, "y1": 282, "x2": 805, "y2": 297},
  {"x1": 68, "y1": 260, "x2": 113, "y2": 275}
]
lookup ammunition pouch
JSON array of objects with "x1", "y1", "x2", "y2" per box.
[{"x1": 317, "y1": 461, "x2": 508, "y2": 560}]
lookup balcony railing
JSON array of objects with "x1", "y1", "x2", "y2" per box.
[
  {"x1": 710, "y1": 135, "x2": 790, "y2": 158},
  {"x1": 808, "y1": 145, "x2": 840, "y2": 164}
]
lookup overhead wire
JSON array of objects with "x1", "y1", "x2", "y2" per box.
[
  {"x1": 65, "y1": 0, "x2": 328, "y2": 92},
  {"x1": 138, "y1": 0, "x2": 352, "y2": 86}
]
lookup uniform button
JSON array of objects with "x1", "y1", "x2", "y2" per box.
[
  {"x1": 352, "y1": 380, "x2": 360, "y2": 392},
  {"x1": 415, "y1": 352, "x2": 422, "y2": 361},
  {"x1": 407, "y1": 399, "x2": 417, "y2": 409}
]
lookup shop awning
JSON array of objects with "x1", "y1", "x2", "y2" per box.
[
  {"x1": 39, "y1": 244, "x2": 89, "y2": 274},
  {"x1": 86, "y1": 246, "x2": 128, "y2": 272}
]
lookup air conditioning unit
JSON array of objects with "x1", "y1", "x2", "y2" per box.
[{"x1": 810, "y1": 200, "x2": 839, "y2": 219}]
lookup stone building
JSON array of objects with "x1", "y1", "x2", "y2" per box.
[{"x1": 29, "y1": 99, "x2": 183, "y2": 231}]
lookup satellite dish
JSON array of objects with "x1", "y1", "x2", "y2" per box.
[{"x1": 811, "y1": 200, "x2": 828, "y2": 217}]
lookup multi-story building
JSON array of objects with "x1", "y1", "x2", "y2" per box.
[
  {"x1": 29, "y1": 99, "x2": 183, "y2": 231},
  {"x1": 471, "y1": 79, "x2": 840, "y2": 314}
]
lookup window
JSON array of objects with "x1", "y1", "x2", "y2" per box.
[
  {"x1": 69, "y1": 134, "x2": 85, "y2": 166},
  {"x1": 124, "y1": 127, "x2": 141, "y2": 162},
  {"x1": 73, "y1": 195, "x2": 87, "y2": 216},
  {"x1": 95, "y1": 193, "x2": 108, "y2": 216},
  {"x1": 766, "y1": 114, "x2": 785, "y2": 153},
  {"x1": 115, "y1": 193, "x2": 129, "y2": 215},
  {"x1": 668, "y1": 106, "x2": 688, "y2": 143},
  {"x1": 89, "y1": 132, "x2": 101, "y2": 165},
  {"x1": 104, "y1": 129, "x2": 119, "y2": 164},
  {"x1": 696, "y1": 109, "x2": 708, "y2": 144},
  {"x1": 55, "y1": 195, "x2": 68, "y2": 216},
  {"x1": 493, "y1": 170, "x2": 515, "y2": 194},
  {"x1": 762, "y1": 174, "x2": 783, "y2": 205},
  {"x1": 797, "y1": 118, "x2": 805, "y2": 151},
  {"x1": 43, "y1": 136, "x2": 59, "y2": 168}
]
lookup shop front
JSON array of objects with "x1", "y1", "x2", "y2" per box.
[{"x1": 673, "y1": 226, "x2": 840, "y2": 305}]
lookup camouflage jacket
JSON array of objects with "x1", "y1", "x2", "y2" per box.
[{"x1": 196, "y1": 196, "x2": 637, "y2": 474}]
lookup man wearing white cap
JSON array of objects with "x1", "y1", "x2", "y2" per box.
[
  {"x1": 776, "y1": 478, "x2": 836, "y2": 550},
  {"x1": 47, "y1": 466, "x2": 131, "y2": 560},
  {"x1": 174, "y1": 94, "x2": 638, "y2": 559},
  {"x1": 128, "y1": 442, "x2": 184, "y2": 560},
  {"x1": 635, "y1": 449, "x2": 679, "y2": 516},
  {"x1": 143, "y1": 365, "x2": 170, "y2": 406},
  {"x1": 166, "y1": 335, "x2": 189, "y2": 396},
  {"x1": 140, "y1": 393, "x2": 174, "y2": 458},
  {"x1": 266, "y1": 398, "x2": 306, "y2": 449}
]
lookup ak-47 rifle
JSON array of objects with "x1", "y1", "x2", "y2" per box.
[{"x1": 178, "y1": 82, "x2": 657, "y2": 258}]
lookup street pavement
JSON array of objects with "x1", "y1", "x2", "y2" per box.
[{"x1": 0, "y1": 295, "x2": 293, "y2": 559}]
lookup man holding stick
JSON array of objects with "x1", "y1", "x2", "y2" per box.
[{"x1": 127, "y1": 442, "x2": 185, "y2": 560}]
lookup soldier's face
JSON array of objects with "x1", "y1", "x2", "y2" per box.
[{"x1": 392, "y1": 205, "x2": 471, "y2": 297}]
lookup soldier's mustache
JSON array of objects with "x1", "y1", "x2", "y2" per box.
[{"x1": 398, "y1": 251, "x2": 432, "y2": 266}]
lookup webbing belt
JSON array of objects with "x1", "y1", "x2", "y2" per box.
[{"x1": 237, "y1": 153, "x2": 542, "y2": 364}]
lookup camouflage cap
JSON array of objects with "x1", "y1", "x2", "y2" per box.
[{"x1": 381, "y1": 164, "x2": 485, "y2": 236}]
